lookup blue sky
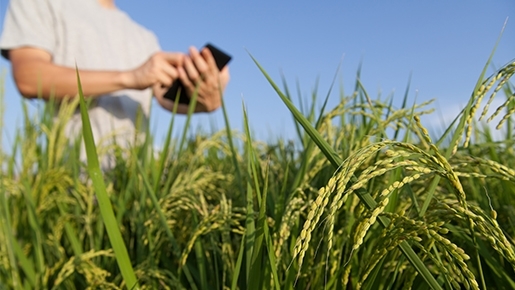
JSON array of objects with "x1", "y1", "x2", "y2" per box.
[{"x1": 0, "y1": 0, "x2": 514, "y2": 148}]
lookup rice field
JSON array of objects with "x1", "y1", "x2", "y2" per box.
[{"x1": 0, "y1": 53, "x2": 514, "y2": 289}]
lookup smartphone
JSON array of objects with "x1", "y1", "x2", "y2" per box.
[{"x1": 163, "y1": 43, "x2": 232, "y2": 104}]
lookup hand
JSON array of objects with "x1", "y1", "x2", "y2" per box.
[
  {"x1": 178, "y1": 46, "x2": 230, "y2": 112},
  {"x1": 123, "y1": 52, "x2": 185, "y2": 90}
]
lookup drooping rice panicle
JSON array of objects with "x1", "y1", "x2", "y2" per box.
[{"x1": 274, "y1": 197, "x2": 303, "y2": 261}]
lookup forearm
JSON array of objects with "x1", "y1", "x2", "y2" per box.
[{"x1": 13, "y1": 59, "x2": 130, "y2": 100}]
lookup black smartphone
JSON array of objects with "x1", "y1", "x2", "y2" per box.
[{"x1": 163, "y1": 43, "x2": 232, "y2": 104}]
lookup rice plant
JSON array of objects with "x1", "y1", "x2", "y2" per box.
[{"x1": 0, "y1": 53, "x2": 514, "y2": 289}]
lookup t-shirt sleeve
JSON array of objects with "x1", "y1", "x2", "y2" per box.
[{"x1": 0, "y1": 0, "x2": 56, "y2": 59}]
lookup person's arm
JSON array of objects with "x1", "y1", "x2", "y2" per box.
[{"x1": 9, "y1": 46, "x2": 184, "y2": 100}]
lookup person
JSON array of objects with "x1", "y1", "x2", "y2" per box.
[{"x1": 0, "y1": 0, "x2": 230, "y2": 161}]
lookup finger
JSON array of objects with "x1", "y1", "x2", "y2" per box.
[
  {"x1": 156, "y1": 70, "x2": 175, "y2": 88},
  {"x1": 161, "y1": 52, "x2": 185, "y2": 66},
  {"x1": 157, "y1": 75, "x2": 173, "y2": 88},
  {"x1": 178, "y1": 66, "x2": 194, "y2": 90},
  {"x1": 189, "y1": 46, "x2": 211, "y2": 78},
  {"x1": 183, "y1": 56, "x2": 201, "y2": 84},
  {"x1": 200, "y1": 47, "x2": 218, "y2": 72},
  {"x1": 160, "y1": 64, "x2": 180, "y2": 87}
]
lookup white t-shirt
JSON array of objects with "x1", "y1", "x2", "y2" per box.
[{"x1": 0, "y1": 0, "x2": 161, "y2": 150}]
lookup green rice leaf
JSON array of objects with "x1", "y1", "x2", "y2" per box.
[
  {"x1": 243, "y1": 104, "x2": 256, "y2": 285},
  {"x1": 76, "y1": 68, "x2": 139, "y2": 289}
]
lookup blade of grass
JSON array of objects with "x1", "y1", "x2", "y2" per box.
[
  {"x1": 258, "y1": 164, "x2": 281, "y2": 290},
  {"x1": 242, "y1": 104, "x2": 256, "y2": 285},
  {"x1": 221, "y1": 97, "x2": 244, "y2": 194},
  {"x1": 263, "y1": 217, "x2": 281, "y2": 290},
  {"x1": 178, "y1": 85, "x2": 200, "y2": 154},
  {"x1": 291, "y1": 60, "x2": 341, "y2": 194},
  {"x1": 192, "y1": 214, "x2": 208, "y2": 290},
  {"x1": 153, "y1": 90, "x2": 181, "y2": 193},
  {"x1": 249, "y1": 158, "x2": 269, "y2": 290},
  {"x1": 356, "y1": 78, "x2": 386, "y2": 139},
  {"x1": 281, "y1": 75, "x2": 304, "y2": 144},
  {"x1": 393, "y1": 73, "x2": 412, "y2": 141},
  {"x1": 76, "y1": 68, "x2": 139, "y2": 289},
  {"x1": 162, "y1": 85, "x2": 200, "y2": 193},
  {"x1": 231, "y1": 233, "x2": 246, "y2": 290}
]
